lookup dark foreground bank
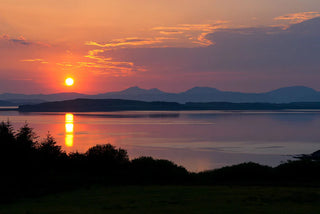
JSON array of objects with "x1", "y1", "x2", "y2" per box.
[
  {"x1": 1, "y1": 186, "x2": 320, "y2": 214},
  {"x1": 1, "y1": 121, "x2": 320, "y2": 204}
]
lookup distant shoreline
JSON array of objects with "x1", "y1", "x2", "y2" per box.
[
  {"x1": 0, "y1": 106, "x2": 19, "y2": 111},
  {"x1": 14, "y1": 99, "x2": 320, "y2": 112}
]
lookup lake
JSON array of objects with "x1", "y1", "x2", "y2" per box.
[{"x1": 1, "y1": 110, "x2": 320, "y2": 172}]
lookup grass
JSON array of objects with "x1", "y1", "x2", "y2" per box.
[{"x1": 1, "y1": 185, "x2": 320, "y2": 214}]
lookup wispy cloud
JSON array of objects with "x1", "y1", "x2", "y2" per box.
[
  {"x1": 0, "y1": 34, "x2": 31, "y2": 45},
  {"x1": 0, "y1": 34, "x2": 10, "y2": 40},
  {"x1": 0, "y1": 34, "x2": 51, "y2": 47},
  {"x1": 152, "y1": 21, "x2": 229, "y2": 46},
  {"x1": 275, "y1": 11, "x2": 320, "y2": 24},
  {"x1": 57, "y1": 48, "x2": 145, "y2": 76},
  {"x1": 10, "y1": 78, "x2": 33, "y2": 81},
  {"x1": 21, "y1": 58, "x2": 48, "y2": 64},
  {"x1": 82, "y1": 37, "x2": 176, "y2": 75},
  {"x1": 79, "y1": 21, "x2": 230, "y2": 76},
  {"x1": 153, "y1": 22, "x2": 228, "y2": 32},
  {"x1": 85, "y1": 37, "x2": 172, "y2": 49},
  {"x1": 159, "y1": 31, "x2": 184, "y2": 35},
  {"x1": 86, "y1": 21, "x2": 229, "y2": 50},
  {"x1": 117, "y1": 17, "x2": 320, "y2": 79}
]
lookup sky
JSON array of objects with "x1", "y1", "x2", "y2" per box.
[{"x1": 1, "y1": 0, "x2": 320, "y2": 94}]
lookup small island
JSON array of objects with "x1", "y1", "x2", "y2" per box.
[{"x1": 18, "y1": 98, "x2": 320, "y2": 112}]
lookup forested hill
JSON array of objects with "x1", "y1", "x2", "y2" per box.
[{"x1": 18, "y1": 99, "x2": 320, "y2": 112}]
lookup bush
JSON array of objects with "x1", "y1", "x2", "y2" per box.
[
  {"x1": 131, "y1": 156, "x2": 189, "y2": 184},
  {"x1": 197, "y1": 162, "x2": 273, "y2": 184},
  {"x1": 85, "y1": 144, "x2": 129, "y2": 172},
  {"x1": 37, "y1": 133, "x2": 66, "y2": 167}
]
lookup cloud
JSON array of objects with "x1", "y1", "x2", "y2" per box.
[
  {"x1": 0, "y1": 34, "x2": 50, "y2": 47},
  {"x1": 10, "y1": 78, "x2": 33, "y2": 81},
  {"x1": 103, "y1": 17, "x2": 320, "y2": 76},
  {"x1": 86, "y1": 21, "x2": 230, "y2": 52},
  {"x1": 159, "y1": 31, "x2": 184, "y2": 35},
  {"x1": 0, "y1": 34, "x2": 10, "y2": 40},
  {"x1": 82, "y1": 36, "x2": 179, "y2": 76},
  {"x1": 85, "y1": 37, "x2": 173, "y2": 49},
  {"x1": 152, "y1": 21, "x2": 229, "y2": 46},
  {"x1": 10, "y1": 36, "x2": 31, "y2": 45},
  {"x1": 153, "y1": 22, "x2": 229, "y2": 32},
  {"x1": 275, "y1": 11, "x2": 320, "y2": 24},
  {"x1": 57, "y1": 48, "x2": 145, "y2": 76},
  {"x1": 21, "y1": 58, "x2": 48, "y2": 64},
  {"x1": 0, "y1": 34, "x2": 31, "y2": 45}
]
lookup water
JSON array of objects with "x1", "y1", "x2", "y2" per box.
[{"x1": 1, "y1": 110, "x2": 320, "y2": 172}]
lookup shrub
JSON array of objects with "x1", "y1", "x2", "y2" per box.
[
  {"x1": 38, "y1": 133, "x2": 66, "y2": 162},
  {"x1": 85, "y1": 144, "x2": 129, "y2": 171},
  {"x1": 131, "y1": 156, "x2": 189, "y2": 184}
]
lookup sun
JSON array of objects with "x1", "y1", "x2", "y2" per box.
[{"x1": 65, "y1": 77, "x2": 74, "y2": 86}]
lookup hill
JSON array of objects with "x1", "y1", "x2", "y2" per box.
[
  {"x1": 0, "y1": 100, "x2": 16, "y2": 106},
  {"x1": 2, "y1": 86, "x2": 320, "y2": 105},
  {"x1": 18, "y1": 99, "x2": 320, "y2": 112}
]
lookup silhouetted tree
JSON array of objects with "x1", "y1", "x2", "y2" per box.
[
  {"x1": 197, "y1": 162, "x2": 273, "y2": 185},
  {"x1": 38, "y1": 133, "x2": 65, "y2": 163},
  {"x1": 0, "y1": 121, "x2": 16, "y2": 167},
  {"x1": 68, "y1": 151, "x2": 88, "y2": 170},
  {"x1": 0, "y1": 121, "x2": 15, "y2": 144},
  {"x1": 293, "y1": 150, "x2": 320, "y2": 161},
  {"x1": 69, "y1": 151, "x2": 87, "y2": 161},
  {"x1": 9, "y1": 123, "x2": 39, "y2": 172},
  {"x1": 131, "y1": 156, "x2": 189, "y2": 184},
  {"x1": 85, "y1": 144, "x2": 129, "y2": 172},
  {"x1": 15, "y1": 123, "x2": 38, "y2": 152}
]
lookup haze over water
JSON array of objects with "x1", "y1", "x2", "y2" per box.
[{"x1": 1, "y1": 110, "x2": 320, "y2": 172}]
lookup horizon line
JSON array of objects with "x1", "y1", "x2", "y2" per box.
[{"x1": 0, "y1": 85, "x2": 317, "y2": 96}]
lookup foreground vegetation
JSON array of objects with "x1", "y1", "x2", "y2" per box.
[
  {"x1": 1, "y1": 121, "x2": 320, "y2": 207},
  {"x1": 1, "y1": 186, "x2": 320, "y2": 214}
]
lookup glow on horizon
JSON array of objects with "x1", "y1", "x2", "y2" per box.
[{"x1": 1, "y1": 0, "x2": 320, "y2": 94}]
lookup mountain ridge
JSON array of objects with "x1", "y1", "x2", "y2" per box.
[{"x1": 1, "y1": 85, "x2": 320, "y2": 105}]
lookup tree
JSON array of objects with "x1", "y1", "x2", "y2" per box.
[
  {"x1": 0, "y1": 121, "x2": 16, "y2": 164},
  {"x1": 0, "y1": 121, "x2": 15, "y2": 145},
  {"x1": 38, "y1": 133, "x2": 64, "y2": 161},
  {"x1": 15, "y1": 123, "x2": 38, "y2": 151},
  {"x1": 85, "y1": 144, "x2": 129, "y2": 170}
]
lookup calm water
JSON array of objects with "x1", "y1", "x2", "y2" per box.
[{"x1": 1, "y1": 110, "x2": 320, "y2": 172}]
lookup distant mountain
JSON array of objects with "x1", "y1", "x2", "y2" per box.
[
  {"x1": 18, "y1": 99, "x2": 320, "y2": 112},
  {"x1": 90, "y1": 86, "x2": 171, "y2": 101},
  {"x1": 0, "y1": 100, "x2": 16, "y2": 106},
  {"x1": 1, "y1": 86, "x2": 320, "y2": 105},
  {"x1": 0, "y1": 92, "x2": 89, "y2": 105},
  {"x1": 264, "y1": 86, "x2": 320, "y2": 103},
  {"x1": 90, "y1": 86, "x2": 320, "y2": 103}
]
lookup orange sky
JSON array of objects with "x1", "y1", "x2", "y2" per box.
[{"x1": 1, "y1": 0, "x2": 320, "y2": 94}]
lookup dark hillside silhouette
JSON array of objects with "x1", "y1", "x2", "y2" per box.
[
  {"x1": 2, "y1": 86, "x2": 320, "y2": 105},
  {"x1": 1, "y1": 121, "x2": 320, "y2": 203},
  {"x1": 19, "y1": 99, "x2": 183, "y2": 112},
  {"x1": 18, "y1": 99, "x2": 320, "y2": 112},
  {"x1": 0, "y1": 100, "x2": 15, "y2": 106}
]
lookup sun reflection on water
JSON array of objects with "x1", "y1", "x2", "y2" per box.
[{"x1": 65, "y1": 113, "x2": 74, "y2": 147}]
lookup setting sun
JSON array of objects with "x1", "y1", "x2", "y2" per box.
[{"x1": 65, "y1": 77, "x2": 74, "y2": 86}]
